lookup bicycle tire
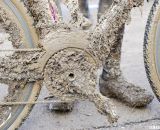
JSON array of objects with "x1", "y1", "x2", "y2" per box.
[
  {"x1": 144, "y1": 0, "x2": 160, "y2": 101},
  {"x1": 0, "y1": 0, "x2": 41, "y2": 129}
]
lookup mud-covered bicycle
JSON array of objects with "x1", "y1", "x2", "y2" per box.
[{"x1": 0, "y1": 0, "x2": 158, "y2": 129}]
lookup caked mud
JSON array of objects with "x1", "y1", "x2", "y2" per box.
[{"x1": 0, "y1": 0, "x2": 154, "y2": 128}]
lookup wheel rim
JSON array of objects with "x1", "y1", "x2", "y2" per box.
[
  {"x1": 4, "y1": 0, "x2": 35, "y2": 48},
  {"x1": 0, "y1": 0, "x2": 40, "y2": 129},
  {"x1": 144, "y1": 0, "x2": 160, "y2": 100},
  {"x1": 155, "y1": 16, "x2": 160, "y2": 80}
]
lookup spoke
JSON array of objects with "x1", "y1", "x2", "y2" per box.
[{"x1": 0, "y1": 50, "x2": 44, "y2": 83}]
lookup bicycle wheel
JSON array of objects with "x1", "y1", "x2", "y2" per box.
[
  {"x1": 144, "y1": 0, "x2": 160, "y2": 101},
  {"x1": 0, "y1": 0, "x2": 41, "y2": 129}
]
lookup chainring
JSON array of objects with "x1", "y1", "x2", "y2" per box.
[{"x1": 44, "y1": 48, "x2": 98, "y2": 100}]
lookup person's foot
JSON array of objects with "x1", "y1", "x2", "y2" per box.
[{"x1": 99, "y1": 75, "x2": 154, "y2": 107}]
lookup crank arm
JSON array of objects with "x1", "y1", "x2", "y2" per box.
[{"x1": 74, "y1": 87, "x2": 118, "y2": 123}]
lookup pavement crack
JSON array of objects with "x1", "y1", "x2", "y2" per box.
[{"x1": 92, "y1": 117, "x2": 160, "y2": 129}]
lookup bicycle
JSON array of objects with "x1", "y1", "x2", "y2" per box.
[{"x1": 0, "y1": 0, "x2": 154, "y2": 129}]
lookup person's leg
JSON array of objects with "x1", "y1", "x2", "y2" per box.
[
  {"x1": 98, "y1": 0, "x2": 154, "y2": 107},
  {"x1": 100, "y1": 25, "x2": 153, "y2": 107}
]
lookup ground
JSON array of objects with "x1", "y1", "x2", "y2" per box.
[{"x1": 1, "y1": 0, "x2": 160, "y2": 130}]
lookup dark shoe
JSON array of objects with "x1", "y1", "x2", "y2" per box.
[{"x1": 99, "y1": 76, "x2": 154, "y2": 107}]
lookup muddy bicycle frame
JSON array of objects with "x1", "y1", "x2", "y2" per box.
[{"x1": 0, "y1": 0, "x2": 159, "y2": 129}]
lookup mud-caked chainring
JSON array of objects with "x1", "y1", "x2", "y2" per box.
[
  {"x1": 44, "y1": 48, "x2": 118, "y2": 123},
  {"x1": 44, "y1": 48, "x2": 97, "y2": 99}
]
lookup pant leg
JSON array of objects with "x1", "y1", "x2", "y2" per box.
[
  {"x1": 102, "y1": 25, "x2": 125, "y2": 80},
  {"x1": 98, "y1": 0, "x2": 125, "y2": 80}
]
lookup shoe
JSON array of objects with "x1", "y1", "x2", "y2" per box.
[{"x1": 99, "y1": 75, "x2": 154, "y2": 107}]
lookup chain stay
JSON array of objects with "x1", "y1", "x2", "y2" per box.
[{"x1": 0, "y1": 50, "x2": 44, "y2": 82}]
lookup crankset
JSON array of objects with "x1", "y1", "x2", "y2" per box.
[
  {"x1": 0, "y1": 0, "x2": 144, "y2": 126},
  {"x1": 0, "y1": 30, "x2": 117, "y2": 123}
]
